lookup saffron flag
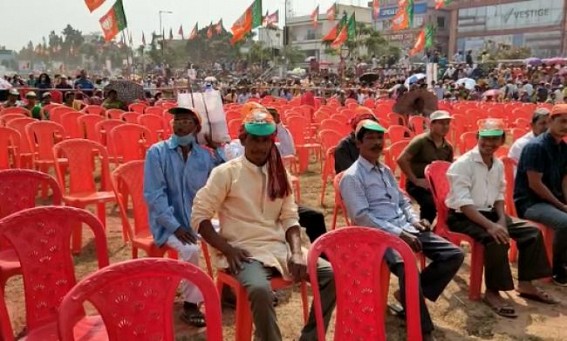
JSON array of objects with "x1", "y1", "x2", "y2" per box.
[
  {"x1": 330, "y1": 25, "x2": 347, "y2": 49},
  {"x1": 435, "y1": 0, "x2": 452, "y2": 9},
  {"x1": 178, "y1": 25, "x2": 184, "y2": 39},
  {"x1": 189, "y1": 23, "x2": 198, "y2": 40},
  {"x1": 372, "y1": 0, "x2": 380, "y2": 20},
  {"x1": 99, "y1": 0, "x2": 128, "y2": 42},
  {"x1": 230, "y1": 0, "x2": 263, "y2": 45},
  {"x1": 311, "y1": 5, "x2": 319, "y2": 27},
  {"x1": 85, "y1": 0, "x2": 105, "y2": 12},
  {"x1": 322, "y1": 13, "x2": 347, "y2": 42},
  {"x1": 392, "y1": 0, "x2": 414, "y2": 31},
  {"x1": 326, "y1": 3, "x2": 336, "y2": 21},
  {"x1": 409, "y1": 29, "x2": 425, "y2": 56}
]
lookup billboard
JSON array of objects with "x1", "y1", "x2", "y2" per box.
[
  {"x1": 458, "y1": 0, "x2": 564, "y2": 32},
  {"x1": 378, "y1": 2, "x2": 428, "y2": 19}
]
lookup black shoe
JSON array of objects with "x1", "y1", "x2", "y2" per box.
[{"x1": 552, "y1": 275, "x2": 567, "y2": 286}]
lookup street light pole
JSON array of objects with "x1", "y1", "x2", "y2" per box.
[{"x1": 159, "y1": 10, "x2": 173, "y2": 64}]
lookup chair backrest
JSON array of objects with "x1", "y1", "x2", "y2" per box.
[
  {"x1": 58, "y1": 258, "x2": 222, "y2": 341},
  {"x1": 106, "y1": 108, "x2": 125, "y2": 120},
  {"x1": 319, "y1": 129, "x2": 343, "y2": 152},
  {"x1": 26, "y1": 121, "x2": 66, "y2": 161},
  {"x1": 287, "y1": 116, "x2": 309, "y2": 144},
  {"x1": 0, "y1": 206, "x2": 108, "y2": 332},
  {"x1": 82, "y1": 105, "x2": 106, "y2": 117},
  {"x1": 424, "y1": 161, "x2": 452, "y2": 236},
  {"x1": 409, "y1": 116, "x2": 429, "y2": 135},
  {"x1": 500, "y1": 156, "x2": 518, "y2": 216},
  {"x1": 387, "y1": 125, "x2": 412, "y2": 143},
  {"x1": 49, "y1": 106, "x2": 75, "y2": 124},
  {"x1": 121, "y1": 111, "x2": 142, "y2": 124},
  {"x1": 94, "y1": 119, "x2": 125, "y2": 146},
  {"x1": 6, "y1": 117, "x2": 35, "y2": 153},
  {"x1": 78, "y1": 114, "x2": 104, "y2": 142},
  {"x1": 53, "y1": 139, "x2": 112, "y2": 194},
  {"x1": 0, "y1": 169, "x2": 62, "y2": 219},
  {"x1": 333, "y1": 172, "x2": 351, "y2": 226},
  {"x1": 60, "y1": 111, "x2": 84, "y2": 139},
  {"x1": 40, "y1": 103, "x2": 60, "y2": 119},
  {"x1": 109, "y1": 123, "x2": 151, "y2": 164},
  {"x1": 0, "y1": 107, "x2": 30, "y2": 116},
  {"x1": 0, "y1": 113, "x2": 26, "y2": 126},
  {"x1": 459, "y1": 131, "x2": 478, "y2": 154},
  {"x1": 111, "y1": 160, "x2": 148, "y2": 240},
  {"x1": 228, "y1": 119, "x2": 243, "y2": 139},
  {"x1": 320, "y1": 119, "x2": 350, "y2": 136},
  {"x1": 307, "y1": 226, "x2": 421, "y2": 341},
  {"x1": 137, "y1": 114, "x2": 166, "y2": 144},
  {"x1": 0, "y1": 127, "x2": 20, "y2": 169},
  {"x1": 128, "y1": 102, "x2": 147, "y2": 114},
  {"x1": 144, "y1": 106, "x2": 166, "y2": 116}
]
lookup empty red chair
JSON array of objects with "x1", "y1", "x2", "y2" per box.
[
  {"x1": 409, "y1": 116, "x2": 429, "y2": 135},
  {"x1": 0, "y1": 113, "x2": 26, "y2": 126},
  {"x1": 0, "y1": 206, "x2": 108, "y2": 340},
  {"x1": 6, "y1": 117, "x2": 36, "y2": 168},
  {"x1": 94, "y1": 119, "x2": 124, "y2": 146},
  {"x1": 320, "y1": 119, "x2": 350, "y2": 136},
  {"x1": 52, "y1": 139, "x2": 116, "y2": 254},
  {"x1": 128, "y1": 102, "x2": 147, "y2": 114},
  {"x1": 385, "y1": 140, "x2": 411, "y2": 189},
  {"x1": 459, "y1": 131, "x2": 478, "y2": 154},
  {"x1": 78, "y1": 114, "x2": 104, "y2": 142},
  {"x1": 60, "y1": 111, "x2": 84, "y2": 139},
  {"x1": 388, "y1": 113, "x2": 407, "y2": 126},
  {"x1": 82, "y1": 105, "x2": 105, "y2": 117},
  {"x1": 228, "y1": 119, "x2": 242, "y2": 139},
  {"x1": 121, "y1": 111, "x2": 141, "y2": 123},
  {"x1": 287, "y1": 116, "x2": 321, "y2": 173},
  {"x1": 425, "y1": 161, "x2": 484, "y2": 300},
  {"x1": 49, "y1": 106, "x2": 75, "y2": 124},
  {"x1": 108, "y1": 124, "x2": 151, "y2": 165},
  {"x1": 0, "y1": 107, "x2": 30, "y2": 116},
  {"x1": 319, "y1": 129, "x2": 343, "y2": 206},
  {"x1": 387, "y1": 125, "x2": 413, "y2": 143},
  {"x1": 106, "y1": 108, "x2": 125, "y2": 120},
  {"x1": 510, "y1": 127, "x2": 528, "y2": 142},
  {"x1": 331, "y1": 172, "x2": 351, "y2": 230},
  {"x1": 58, "y1": 258, "x2": 222, "y2": 341},
  {"x1": 40, "y1": 103, "x2": 60, "y2": 120},
  {"x1": 144, "y1": 106, "x2": 166, "y2": 116},
  {"x1": 307, "y1": 226, "x2": 421, "y2": 340},
  {"x1": 49, "y1": 89, "x2": 63, "y2": 103},
  {"x1": 138, "y1": 114, "x2": 167, "y2": 144},
  {"x1": 112, "y1": 160, "x2": 177, "y2": 257},
  {"x1": 0, "y1": 127, "x2": 20, "y2": 169},
  {"x1": 26, "y1": 121, "x2": 67, "y2": 180}
]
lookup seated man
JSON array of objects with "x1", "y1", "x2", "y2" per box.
[
  {"x1": 515, "y1": 104, "x2": 567, "y2": 285},
  {"x1": 447, "y1": 119, "x2": 556, "y2": 318},
  {"x1": 508, "y1": 108, "x2": 549, "y2": 163},
  {"x1": 340, "y1": 119, "x2": 464, "y2": 340},
  {"x1": 143, "y1": 107, "x2": 224, "y2": 327},
  {"x1": 192, "y1": 110, "x2": 336, "y2": 341},
  {"x1": 334, "y1": 111, "x2": 378, "y2": 173},
  {"x1": 397, "y1": 110, "x2": 454, "y2": 224}
]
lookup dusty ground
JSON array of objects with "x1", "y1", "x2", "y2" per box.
[{"x1": 4, "y1": 159, "x2": 567, "y2": 341}]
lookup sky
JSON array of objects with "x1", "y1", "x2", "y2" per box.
[{"x1": 0, "y1": 0, "x2": 367, "y2": 51}]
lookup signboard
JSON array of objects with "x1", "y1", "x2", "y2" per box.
[
  {"x1": 378, "y1": 2, "x2": 428, "y2": 19},
  {"x1": 458, "y1": 0, "x2": 563, "y2": 32}
]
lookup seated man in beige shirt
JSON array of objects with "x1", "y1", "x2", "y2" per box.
[{"x1": 192, "y1": 109, "x2": 336, "y2": 341}]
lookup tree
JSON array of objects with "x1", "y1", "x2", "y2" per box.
[{"x1": 281, "y1": 46, "x2": 305, "y2": 68}]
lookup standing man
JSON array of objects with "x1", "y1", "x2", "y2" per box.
[
  {"x1": 447, "y1": 119, "x2": 556, "y2": 318},
  {"x1": 192, "y1": 110, "x2": 336, "y2": 341},
  {"x1": 515, "y1": 104, "x2": 567, "y2": 285},
  {"x1": 508, "y1": 108, "x2": 550, "y2": 163},
  {"x1": 397, "y1": 110, "x2": 454, "y2": 224},
  {"x1": 143, "y1": 107, "x2": 224, "y2": 327},
  {"x1": 340, "y1": 119, "x2": 464, "y2": 341}
]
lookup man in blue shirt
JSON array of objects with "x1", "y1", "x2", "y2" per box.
[
  {"x1": 74, "y1": 70, "x2": 95, "y2": 95},
  {"x1": 143, "y1": 107, "x2": 224, "y2": 327},
  {"x1": 340, "y1": 120, "x2": 464, "y2": 341}
]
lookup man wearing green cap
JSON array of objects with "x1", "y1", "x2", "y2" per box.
[
  {"x1": 143, "y1": 107, "x2": 224, "y2": 327},
  {"x1": 340, "y1": 119, "x2": 464, "y2": 340},
  {"x1": 447, "y1": 119, "x2": 555, "y2": 318},
  {"x1": 192, "y1": 110, "x2": 336, "y2": 341}
]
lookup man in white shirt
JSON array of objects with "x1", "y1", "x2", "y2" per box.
[
  {"x1": 508, "y1": 108, "x2": 549, "y2": 163},
  {"x1": 446, "y1": 119, "x2": 556, "y2": 318}
]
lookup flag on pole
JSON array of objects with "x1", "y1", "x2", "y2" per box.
[
  {"x1": 435, "y1": 0, "x2": 452, "y2": 9},
  {"x1": 409, "y1": 29, "x2": 425, "y2": 56},
  {"x1": 310, "y1": 5, "x2": 319, "y2": 27},
  {"x1": 326, "y1": 3, "x2": 336, "y2": 21},
  {"x1": 189, "y1": 23, "x2": 198, "y2": 40},
  {"x1": 347, "y1": 13, "x2": 357, "y2": 41},
  {"x1": 264, "y1": 10, "x2": 279, "y2": 27},
  {"x1": 169, "y1": 28, "x2": 173, "y2": 40},
  {"x1": 322, "y1": 13, "x2": 347, "y2": 42},
  {"x1": 178, "y1": 25, "x2": 184, "y2": 39},
  {"x1": 425, "y1": 23, "x2": 436, "y2": 48},
  {"x1": 372, "y1": 0, "x2": 381, "y2": 20},
  {"x1": 207, "y1": 22, "x2": 214, "y2": 39},
  {"x1": 215, "y1": 19, "x2": 223, "y2": 34},
  {"x1": 85, "y1": 0, "x2": 105, "y2": 12},
  {"x1": 230, "y1": 0, "x2": 263, "y2": 45},
  {"x1": 262, "y1": 10, "x2": 270, "y2": 26},
  {"x1": 330, "y1": 25, "x2": 347, "y2": 49},
  {"x1": 142, "y1": 32, "x2": 146, "y2": 45},
  {"x1": 392, "y1": 0, "x2": 414, "y2": 31},
  {"x1": 99, "y1": 0, "x2": 128, "y2": 42}
]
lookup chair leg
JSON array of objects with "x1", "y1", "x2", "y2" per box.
[
  {"x1": 71, "y1": 205, "x2": 85, "y2": 255},
  {"x1": 132, "y1": 247, "x2": 138, "y2": 259},
  {"x1": 300, "y1": 282, "x2": 309, "y2": 323},
  {"x1": 96, "y1": 202, "x2": 107, "y2": 228},
  {"x1": 469, "y1": 243, "x2": 484, "y2": 301},
  {"x1": 331, "y1": 207, "x2": 338, "y2": 231}
]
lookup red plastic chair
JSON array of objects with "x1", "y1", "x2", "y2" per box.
[
  {"x1": 138, "y1": 114, "x2": 167, "y2": 145},
  {"x1": 408, "y1": 116, "x2": 429, "y2": 135},
  {"x1": 425, "y1": 161, "x2": 484, "y2": 300},
  {"x1": 108, "y1": 124, "x2": 151, "y2": 166},
  {"x1": 94, "y1": 119, "x2": 125, "y2": 147},
  {"x1": 112, "y1": 161, "x2": 178, "y2": 257},
  {"x1": 60, "y1": 111, "x2": 84, "y2": 139},
  {"x1": 307, "y1": 226, "x2": 422, "y2": 341},
  {"x1": 52, "y1": 139, "x2": 116, "y2": 254},
  {"x1": 0, "y1": 107, "x2": 29, "y2": 116},
  {"x1": 331, "y1": 172, "x2": 351, "y2": 230},
  {"x1": 49, "y1": 89, "x2": 63, "y2": 104},
  {"x1": 510, "y1": 128, "x2": 528, "y2": 142},
  {"x1": 201, "y1": 243, "x2": 308, "y2": 341},
  {"x1": 144, "y1": 106, "x2": 166, "y2": 116},
  {"x1": 320, "y1": 119, "x2": 350, "y2": 136},
  {"x1": 49, "y1": 106, "x2": 75, "y2": 124},
  {"x1": 387, "y1": 125, "x2": 413, "y2": 144},
  {"x1": 82, "y1": 105, "x2": 105, "y2": 117},
  {"x1": 458, "y1": 131, "x2": 478, "y2": 155},
  {"x1": 78, "y1": 114, "x2": 104, "y2": 142},
  {"x1": 228, "y1": 118, "x2": 243, "y2": 139},
  {"x1": 58, "y1": 258, "x2": 223, "y2": 341},
  {"x1": 319, "y1": 129, "x2": 343, "y2": 206},
  {"x1": 0, "y1": 113, "x2": 26, "y2": 126},
  {"x1": 128, "y1": 102, "x2": 147, "y2": 114},
  {"x1": 0, "y1": 206, "x2": 109, "y2": 341},
  {"x1": 0, "y1": 127, "x2": 20, "y2": 169},
  {"x1": 287, "y1": 116, "x2": 321, "y2": 173},
  {"x1": 6, "y1": 117, "x2": 36, "y2": 168},
  {"x1": 121, "y1": 111, "x2": 142, "y2": 124},
  {"x1": 388, "y1": 113, "x2": 407, "y2": 126},
  {"x1": 385, "y1": 140, "x2": 411, "y2": 189},
  {"x1": 106, "y1": 108, "x2": 125, "y2": 120},
  {"x1": 40, "y1": 104, "x2": 60, "y2": 120}
]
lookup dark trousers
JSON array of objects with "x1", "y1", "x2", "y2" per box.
[
  {"x1": 298, "y1": 205, "x2": 327, "y2": 243},
  {"x1": 386, "y1": 231, "x2": 464, "y2": 333},
  {"x1": 447, "y1": 210, "x2": 551, "y2": 291},
  {"x1": 406, "y1": 181, "x2": 437, "y2": 224}
]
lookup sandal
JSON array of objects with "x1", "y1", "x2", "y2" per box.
[
  {"x1": 517, "y1": 288, "x2": 559, "y2": 305},
  {"x1": 482, "y1": 296, "x2": 518, "y2": 318},
  {"x1": 180, "y1": 309, "x2": 207, "y2": 328}
]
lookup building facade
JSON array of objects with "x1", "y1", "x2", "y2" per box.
[{"x1": 448, "y1": 0, "x2": 567, "y2": 58}]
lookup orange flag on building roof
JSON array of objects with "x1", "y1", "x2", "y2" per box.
[{"x1": 85, "y1": 0, "x2": 105, "y2": 12}]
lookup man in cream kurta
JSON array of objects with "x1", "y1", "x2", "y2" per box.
[{"x1": 192, "y1": 109, "x2": 336, "y2": 341}]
